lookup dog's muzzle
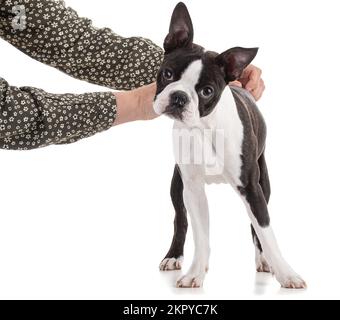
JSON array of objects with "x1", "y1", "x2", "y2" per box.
[{"x1": 164, "y1": 91, "x2": 189, "y2": 120}]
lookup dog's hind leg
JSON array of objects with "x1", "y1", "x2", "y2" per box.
[
  {"x1": 251, "y1": 153, "x2": 271, "y2": 273},
  {"x1": 159, "y1": 165, "x2": 188, "y2": 271},
  {"x1": 237, "y1": 162, "x2": 306, "y2": 289},
  {"x1": 251, "y1": 225, "x2": 271, "y2": 273},
  {"x1": 258, "y1": 153, "x2": 271, "y2": 202}
]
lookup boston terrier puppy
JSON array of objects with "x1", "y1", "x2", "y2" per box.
[{"x1": 154, "y1": 2, "x2": 306, "y2": 289}]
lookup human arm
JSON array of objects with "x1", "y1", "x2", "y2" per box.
[
  {"x1": 0, "y1": 77, "x2": 117, "y2": 150},
  {"x1": 0, "y1": 0, "x2": 160, "y2": 150},
  {"x1": 0, "y1": 0, "x2": 163, "y2": 90},
  {"x1": 0, "y1": 75, "x2": 158, "y2": 150}
]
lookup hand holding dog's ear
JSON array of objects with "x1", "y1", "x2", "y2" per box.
[
  {"x1": 229, "y1": 64, "x2": 265, "y2": 101},
  {"x1": 216, "y1": 47, "x2": 258, "y2": 82},
  {"x1": 239, "y1": 65, "x2": 265, "y2": 101},
  {"x1": 164, "y1": 2, "x2": 194, "y2": 53}
]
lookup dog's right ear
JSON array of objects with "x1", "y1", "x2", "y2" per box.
[
  {"x1": 163, "y1": 2, "x2": 194, "y2": 54},
  {"x1": 216, "y1": 47, "x2": 259, "y2": 82}
]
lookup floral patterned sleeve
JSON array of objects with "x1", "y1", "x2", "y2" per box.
[
  {"x1": 0, "y1": 0, "x2": 163, "y2": 89},
  {"x1": 0, "y1": 0, "x2": 163, "y2": 150},
  {"x1": 0, "y1": 77, "x2": 116, "y2": 150}
]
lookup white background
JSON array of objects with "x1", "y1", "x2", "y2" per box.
[{"x1": 0, "y1": 0, "x2": 340, "y2": 300}]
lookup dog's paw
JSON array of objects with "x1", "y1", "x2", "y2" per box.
[
  {"x1": 159, "y1": 256, "x2": 183, "y2": 271},
  {"x1": 256, "y1": 254, "x2": 271, "y2": 273},
  {"x1": 276, "y1": 272, "x2": 307, "y2": 289},
  {"x1": 176, "y1": 273, "x2": 205, "y2": 288}
]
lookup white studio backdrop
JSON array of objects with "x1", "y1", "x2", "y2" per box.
[{"x1": 0, "y1": 0, "x2": 339, "y2": 299}]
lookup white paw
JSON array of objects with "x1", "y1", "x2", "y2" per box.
[
  {"x1": 276, "y1": 272, "x2": 307, "y2": 289},
  {"x1": 256, "y1": 254, "x2": 271, "y2": 273},
  {"x1": 159, "y1": 256, "x2": 183, "y2": 271},
  {"x1": 176, "y1": 273, "x2": 205, "y2": 288}
]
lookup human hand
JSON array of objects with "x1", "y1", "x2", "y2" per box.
[
  {"x1": 136, "y1": 83, "x2": 158, "y2": 121},
  {"x1": 114, "y1": 83, "x2": 158, "y2": 125},
  {"x1": 229, "y1": 64, "x2": 265, "y2": 101}
]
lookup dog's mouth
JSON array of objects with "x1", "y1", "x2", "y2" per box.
[{"x1": 163, "y1": 105, "x2": 185, "y2": 121}]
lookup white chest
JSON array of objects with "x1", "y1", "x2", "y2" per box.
[{"x1": 173, "y1": 87, "x2": 244, "y2": 187}]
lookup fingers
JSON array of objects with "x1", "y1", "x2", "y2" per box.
[
  {"x1": 229, "y1": 80, "x2": 242, "y2": 87},
  {"x1": 139, "y1": 83, "x2": 159, "y2": 120},
  {"x1": 244, "y1": 65, "x2": 262, "y2": 92},
  {"x1": 240, "y1": 65, "x2": 265, "y2": 101},
  {"x1": 251, "y1": 78, "x2": 265, "y2": 101}
]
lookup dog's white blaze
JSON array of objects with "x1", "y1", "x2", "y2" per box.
[
  {"x1": 153, "y1": 60, "x2": 203, "y2": 125},
  {"x1": 180, "y1": 59, "x2": 203, "y2": 87}
]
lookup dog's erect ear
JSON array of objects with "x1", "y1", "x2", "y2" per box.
[
  {"x1": 216, "y1": 47, "x2": 258, "y2": 82},
  {"x1": 163, "y1": 2, "x2": 194, "y2": 53}
]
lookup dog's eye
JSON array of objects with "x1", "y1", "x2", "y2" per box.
[
  {"x1": 163, "y1": 68, "x2": 174, "y2": 81},
  {"x1": 199, "y1": 86, "x2": 214, "y2": 98}
]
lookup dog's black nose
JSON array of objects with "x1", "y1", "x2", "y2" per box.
[{"x1": 170, "y1": 91, "x2": 189, "y2": 108}]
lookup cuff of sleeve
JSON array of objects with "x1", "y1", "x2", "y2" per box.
[{"x1": 54, "y1": 91, "x2": 117, "y2": 145}]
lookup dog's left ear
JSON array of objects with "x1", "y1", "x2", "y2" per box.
[
  {"x1": 216, "y1": 47, "x2": 258, "y2": 82},
  {"x1": 163, "y1": 2, "x2": 194, "y2": 54}
]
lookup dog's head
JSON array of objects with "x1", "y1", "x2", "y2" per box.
[{"x1": 153, "y1": 2, "x2": 258, "y2": 126}]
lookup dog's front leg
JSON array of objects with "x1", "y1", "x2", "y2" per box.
[{"x1": 176, "y1": 173, "x2": 210, "y2": 288}]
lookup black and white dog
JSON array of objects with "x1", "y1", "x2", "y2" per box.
[{"x1": 154, "y1": 2, "x2": 306, "y2": 289}]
